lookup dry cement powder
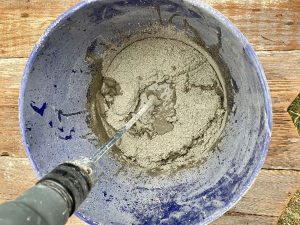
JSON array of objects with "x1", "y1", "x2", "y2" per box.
[{"x1": 93, "y1": 34, "x2": 226, "y2": 172}]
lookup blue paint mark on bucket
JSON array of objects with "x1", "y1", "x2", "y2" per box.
[
  {"x1": 30, "y1": 102, "x2": 47, "y2": 116},
  {"x1": 58, "y1": 127, "x2": 64, "y2": 132},
  {"x1": 161, "y1": 201, "x2": 181, "y2": 219}
]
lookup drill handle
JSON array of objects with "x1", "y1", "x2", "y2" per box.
[
  {"x1": 0, "y1": 183, "x2": 69, "y2": 225},
  {"x1": 0, "y1": 162, "x2": 94, "y2": 225}
]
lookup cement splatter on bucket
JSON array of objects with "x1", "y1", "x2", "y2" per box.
[{"x1": 19, "y1": 0, "x2": 272, "y2": 224}]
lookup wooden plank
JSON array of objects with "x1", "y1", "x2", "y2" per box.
[
  {"x1": 0, "y1": 58, "x2": 26, "y2": 157},
  {"x1": 0, "y1": 157, "x2": 299, "y2": 224},
  {"x1": 1, "y1": 50, "x2": 299, "y2": 170},
  {"x1": 0, "y1": 157, "x2": 36, "y2": 202},
  {"x1": 67, "y1": 217, "x2": 85, "y2": 225},
  {"x1": 0, "y1": 0, "x2": 299, "y2": 58},
  {"x1": 212, "y1": 0, "x2": 300, "y2": 51},
  {"x1": 257, "y1": 51, "x2": 300, "y2": 170},
  {"x1": 0, "y1": 0, "x2": 78, "y2": 58},
  {"x1": 212, "y1": 214, "x2": 278, "y2": 225},
  {"x1": 230, "y1": 169, "x2": 300, "y2": 217}
]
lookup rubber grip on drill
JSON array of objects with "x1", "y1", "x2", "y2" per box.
[
  {"x1": 0, "y1": 184, "x2": 69, "y2": 225},
  {"x1": 38, "y1": 162, "x2": 92, "y2": 215}
]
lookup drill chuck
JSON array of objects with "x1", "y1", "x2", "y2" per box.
[{"x1": 38, "y1": 160, "x2": 94, "y2": 215}]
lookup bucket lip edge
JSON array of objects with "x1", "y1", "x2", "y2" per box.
[{"x1": 18, "y1": 0, "x2": 272, "y2": 225}]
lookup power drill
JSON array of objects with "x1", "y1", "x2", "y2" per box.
[
  {"x1": 0, "y1": 97, "x2": 155, "y2": 225},
  {"x1": 0, "y1": 158, "x2": 97, "y2": 225}
]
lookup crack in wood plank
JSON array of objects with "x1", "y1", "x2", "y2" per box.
[{"x1": 226, "y1": 211, "x2": 278, "y2": 218}]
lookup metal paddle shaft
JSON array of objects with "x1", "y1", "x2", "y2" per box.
[{"x1": 90, "y1": 96, "x2": 155, "y2": 163}]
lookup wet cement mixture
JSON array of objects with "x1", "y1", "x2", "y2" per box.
[{"x1": 86, "y1": 27, "x2": 227, "y2": 173}]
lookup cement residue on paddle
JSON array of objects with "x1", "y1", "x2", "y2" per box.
[{"x1": 86, "y1": 27, "x2": 227, "y2": 172}]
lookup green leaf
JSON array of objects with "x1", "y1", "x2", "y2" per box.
[{"x1": 287, "y1": 93, "x2": 300, "y2": 135}]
